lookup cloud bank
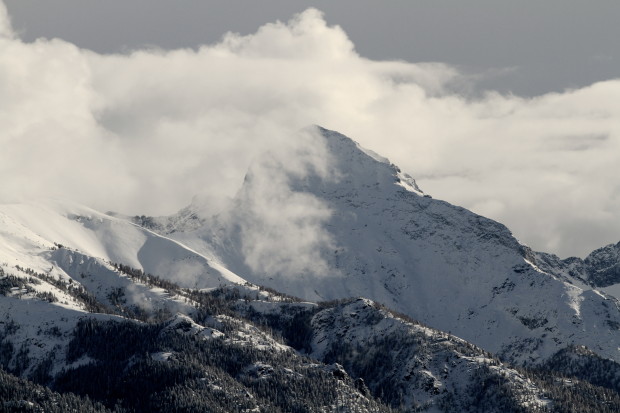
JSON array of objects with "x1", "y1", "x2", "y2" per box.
[{"x1": 1, "y1": 4, "x2": 619, "y2": 258}]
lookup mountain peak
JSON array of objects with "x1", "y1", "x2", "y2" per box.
[
  {"x1": 314, "y1": 125, "x2": 390, "y2": 165},
  {"x1": 134, "y1": 127, "x2": 620, "y2": 366},
  {"x1": 303, "y1": 125, "x2": 426, "y2": 196}
]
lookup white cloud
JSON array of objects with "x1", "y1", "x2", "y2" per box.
[
  {"x1": 1, "y1": 4, "x2": 619, "y2": 258},
  {"x1": 230, "y1": 134, "x2": 337, "y2": 277},
  {"x1": 0, "y1": 1, "x2": 12, "y2": 38}
]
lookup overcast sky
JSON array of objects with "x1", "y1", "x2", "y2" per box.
[
  {"x1": 1, "y1": 1, "x2": 619, "y2": 259},
  {"x1": 6, "y1": 0, "x2": 620, "y2": 96}
]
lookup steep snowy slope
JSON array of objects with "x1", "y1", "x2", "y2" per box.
[
  {"x1": 0, "y1": 199, "x2": 244, "y2": 289},
  {"x1": 161, "y1": 127, "x2": 620, "y2": 365}
]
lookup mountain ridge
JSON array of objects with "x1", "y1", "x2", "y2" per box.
[
  {"x1": 145, "y1": 126, "x2": 620, "y2": 365},
  {"x1": 3, "y1": 126, "x2": 620, "y2": 411}
]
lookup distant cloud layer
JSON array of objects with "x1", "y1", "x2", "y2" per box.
[{"x1": 1, "y1": 3, "x2": 619, "y2": 258}]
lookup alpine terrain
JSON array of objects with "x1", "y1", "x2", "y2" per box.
[{"x1": 2, "y1": 127, "x2": 620, "y2": 412}]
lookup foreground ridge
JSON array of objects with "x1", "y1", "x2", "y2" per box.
[{"x1": 4, "y1": 264, "x2": 620, "y2": 412}]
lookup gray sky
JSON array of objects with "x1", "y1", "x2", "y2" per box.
[
  {"x1": 5, "y1": 0, "x2": 620, "y2": 96},
  {"x1": 1, "y1": 1, "x2": 620, "y2": 259}
]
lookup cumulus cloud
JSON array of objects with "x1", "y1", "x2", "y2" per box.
[
  {"x1": 1, "y1": 3, "x2": 620, "y2": 258},
  {"x1": 0, "y1": 2, "x2": 12, "y2": 38}
]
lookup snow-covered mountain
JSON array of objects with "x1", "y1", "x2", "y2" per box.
[
  {"x1": 0, "y1": 199, "x2": 249, "y2": 386},
  {"x1": 4, "y1": 126, "x2": 620, "y2": 411},
  {"x1": 0, "y1": 199, "x2": 249, "y2": 383},
  {"x1": 307, "y1": 298, "x2": 552, "y2": 411},
  {"x1": 149, "y1": 126, "x2": 620, "y2": 366}
]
